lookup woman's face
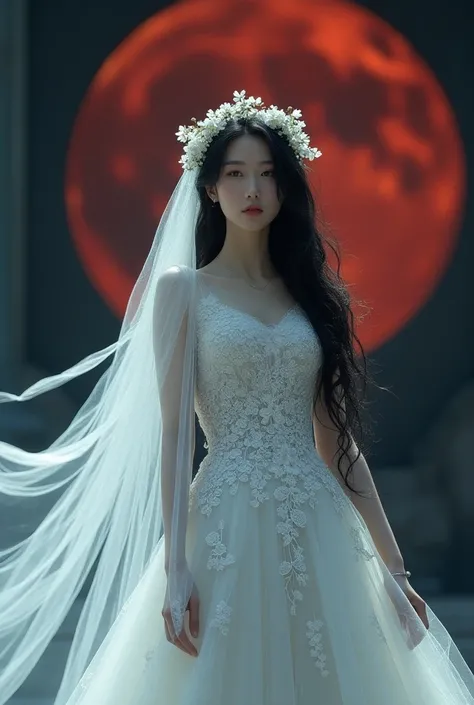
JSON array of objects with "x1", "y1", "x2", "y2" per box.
[{"x1": 208, "y1": 134, "x2": 282, "y2": 232}]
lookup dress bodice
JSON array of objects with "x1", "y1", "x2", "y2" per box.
[
  {"x1": 190, "y1": 278, "x2": 349, "y2": 617},
  {"x1": 194, "y1": 285, "x2": 323, "y2": 466}
]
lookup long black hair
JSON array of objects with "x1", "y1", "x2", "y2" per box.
[{"x1": 194, "y1": 116, "x2": 373, "y2": 495}]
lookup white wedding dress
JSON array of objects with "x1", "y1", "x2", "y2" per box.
[{"x1": 63, "y1": 273, "x2": 474, "y2": 705}]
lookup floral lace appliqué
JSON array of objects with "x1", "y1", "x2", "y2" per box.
[
  {"x1": 210, "y1": 600, "x2": 232, "y2": 636},
  {"x1": 350, "y1": 526, "x2": 375, "y2": 562},
  {"x1": 170, "y1": 598, "x2": 186, "y2": 635},
  {"x1": 205, "y1": 520, "x2": 236, "y2": 571},
  {"x1": 306, "y1": 619, "x2": 330, "y2": 677},
  {"x1": 193, "y1": 290, "x2": 349, "y2": 616}
]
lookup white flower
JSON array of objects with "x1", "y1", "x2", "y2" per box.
[
  {"x1": 210, "y1": 600, "x2": 232, "y2": 635},
  {"x1": 205, "y1": 523, "x2": 236, "y2": 572},
  {"x1": 177, "y1": 89, "x2": 322, "y2": 170}
]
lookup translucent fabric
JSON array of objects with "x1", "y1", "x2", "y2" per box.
[
  {"x1": 0, "y1": 160, "x2": 474, "y2": 705},
  {"x1": 49, "y1": 280, "x2": 474, "y2": 705},
  {"x1": 0, "y1": 168, "x2": 200, "y2": 704}
]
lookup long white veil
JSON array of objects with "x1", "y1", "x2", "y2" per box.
[{"x1": 0, "y1": 167, "x2": 199, "y2": 704}]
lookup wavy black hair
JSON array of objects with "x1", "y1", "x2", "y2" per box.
[{"x1": 194, "y1": 116, "x2": 373, "y2": 495}]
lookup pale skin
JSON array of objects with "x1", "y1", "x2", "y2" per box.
[{"x1": 162, "y1": 133, "x2": 428, "y2": 657}]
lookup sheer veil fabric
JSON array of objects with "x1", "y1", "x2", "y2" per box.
[
  {"x1": 0, "y1": 168, "x2": 200, "y2": 704},
  {"x1": 1, "y1": 164, "x2": 474, "y2": 705}
]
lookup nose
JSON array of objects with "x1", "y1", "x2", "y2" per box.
[{"x1": 245, "y1": 176, "x2": 260, "y2": 199}]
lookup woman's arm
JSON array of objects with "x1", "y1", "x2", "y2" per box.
[
  {"x1": 312, "y1": 377, "x2": 406, "y2": 574},
  {"x1": 313, "y1": 374, "x2": 431, "y2": 631},
  {"x1": 153, "y1": 267, "x2": 196, "y2": 574}
]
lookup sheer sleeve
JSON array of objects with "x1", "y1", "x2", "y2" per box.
[{"x1": 153, "y1": 265, "x2": 196, "y2": 634}]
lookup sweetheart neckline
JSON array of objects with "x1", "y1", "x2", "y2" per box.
[{"x1": 201, "y1": 290, "x2": 299, "y2": 330}]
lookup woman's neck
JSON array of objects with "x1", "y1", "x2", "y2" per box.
[{"x1": 213, "y1": 231, "x2": 276, "y2": 282}]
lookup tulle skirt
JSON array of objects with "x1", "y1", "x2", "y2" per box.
[{"x1": 63, "y1": 461, "x2": 474, "y2": 705}]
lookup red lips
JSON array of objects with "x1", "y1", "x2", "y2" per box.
[{"x1": 243, "y1": 206, "x2": 263, "y2": 213}]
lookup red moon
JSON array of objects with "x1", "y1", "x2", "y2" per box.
[{"x1": 65, "y1": 0, "x2": 465, "y2": 352}]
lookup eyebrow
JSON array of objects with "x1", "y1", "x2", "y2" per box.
[{"x1": 223, "y1": 160, "x2": 274, "y2": 166}]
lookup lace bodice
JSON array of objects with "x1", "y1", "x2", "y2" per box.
[
  {"x1": 190, "y1": 281, "x2": 349, "y2": 615},
  {"x1": 194, "y1": 287, "x2": 322, "y2": 465}
]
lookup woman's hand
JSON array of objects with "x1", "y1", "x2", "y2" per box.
[
  {"x1": 162, "y1": 576, "x2": 200, "y2": 657},
  {"x1": 394, "y1": 575, "x2": 430, "y2": 630},
  {"x1": 384, "y1": 573, "x2": 429, "y2": 650}
]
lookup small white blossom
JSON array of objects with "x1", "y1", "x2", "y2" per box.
[{"x1": 176, "y1": 89, "x2": 322, "y2": 170}]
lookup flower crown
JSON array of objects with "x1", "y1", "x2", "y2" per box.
[{"x1": 176, "y1": 90, "x2": 322, "y2": 171}]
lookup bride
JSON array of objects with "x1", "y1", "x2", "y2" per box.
[{"x1": 1, "y1": 90, "x2": 473, "y2": 705}]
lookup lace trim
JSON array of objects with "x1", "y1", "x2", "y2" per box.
[
  {"x1": 206, "y1": 520, "x2": 236, "y2": 571},
  {"x1": 170, "y1": 598, "x2": 186, "y2": 634}
]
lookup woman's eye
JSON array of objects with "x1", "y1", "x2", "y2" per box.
[{"x1": 226, "y1": 170, "x2": 274, "y2": 177}]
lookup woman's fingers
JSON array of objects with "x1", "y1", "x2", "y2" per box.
[
  {"x1": 163, "y1": 617, "x2": 187, "y2": 655},
  {"x1": 384, "y1": 574, "x2": 428, "y2": 648},
  {"x1": 188, "y1": 588, "x2": 200, "y2": 638},
  {"x1": 176, "y1": 627, "x2": 198, "y2": 657},
  {"x1": 411, "y1": 595, "x2": 430, "y2": 630},
  {"x1": 162, "y1": 607, "x2": 198, "y2": 657}
]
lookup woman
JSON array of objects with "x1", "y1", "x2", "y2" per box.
[{"x1": 1, "y1": 91, "x2": 473, "y2": 705}]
